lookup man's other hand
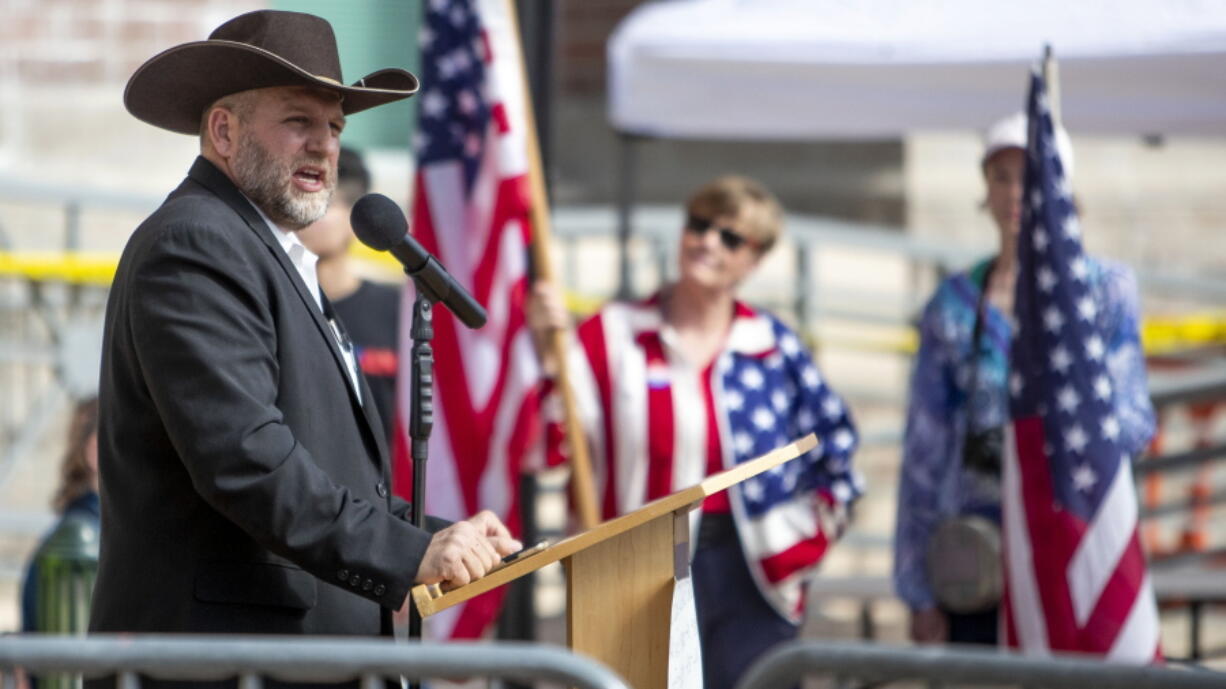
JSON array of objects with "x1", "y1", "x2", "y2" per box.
[
  {"x1": 467, "y1": 509, "x2": 520, "y2": 556},
  {"x1": 414, "y1": 511, "x2": 522, "y2": 587}
]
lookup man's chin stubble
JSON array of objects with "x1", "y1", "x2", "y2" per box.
[{"x1": 270, "y1": 188, "x2": 333, "y2": 230}]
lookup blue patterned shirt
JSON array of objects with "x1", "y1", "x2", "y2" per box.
[{"x1": 892, "y1": 256, "x2": 1155, "y2": 610}]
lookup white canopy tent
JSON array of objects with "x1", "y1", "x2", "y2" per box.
[
  {"x1": 608, "y1": 0, "x2": 1226, "y2": 140},
  {"x1": 602, "y1": 0, "x2": 1226, "y2": 294}
]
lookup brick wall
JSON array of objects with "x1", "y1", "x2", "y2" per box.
[
  {"x1": 556, "y1": 0, "x2": 640, "y2": 95},
  {"x1": 0, "y1": 0, "x2": 266, "y2": 84},
  {"x1": 0, "y1": 0, "x2": 265, "y2": 190}
]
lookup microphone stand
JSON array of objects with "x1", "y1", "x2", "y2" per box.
[
  {"x1": 406, "y1": 290, "x2": 434, "y2": 687},
  {"x1": 396, "y1": 251, "x2": 484, "y2": 689},
  {"x1": 407, "y1": 292, "x2": 435, "y2": 537}
]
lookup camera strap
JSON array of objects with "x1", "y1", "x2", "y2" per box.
[
  {"x1": 960, "y1": 256, "x2": 1001, "y2": 476},
  {"x1": 926, "y1": 258, "x2": 1008, "y2": 615},
  {"x1": 966, "y1": 257, "x2": 996, "y2": 414}
]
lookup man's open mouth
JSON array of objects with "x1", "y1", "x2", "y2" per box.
[{"x1": 292, "y1": 166, "x2": 326, "y2": 193}]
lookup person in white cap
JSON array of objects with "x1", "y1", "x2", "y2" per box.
[{"x1": 892, "y1": 113, "x2": 1155, "y2": 645}]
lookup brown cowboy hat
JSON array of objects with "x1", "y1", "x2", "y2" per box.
[{"x1": 125, "y1": 10, "x2": 419, "y2": 135}]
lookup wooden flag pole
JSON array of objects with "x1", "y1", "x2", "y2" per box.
[
  {"x1": 505, "y1": 0, "x2": 601, "y2": 530},
  {"x1": 1042, "y1": 44, "x2": 1062, "y2": 126}
]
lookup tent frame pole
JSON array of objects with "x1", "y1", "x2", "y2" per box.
[{"x1": 615, "y1": 132, "x2": 639, "y2": 300}]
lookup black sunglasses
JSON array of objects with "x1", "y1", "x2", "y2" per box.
[{"x1": 685, "y1": 213, "x2": 758, "y2": 251}]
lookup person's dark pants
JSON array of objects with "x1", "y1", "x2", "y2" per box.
[
  {"x1": 946, "y1": 606, "x2": 998, "y2": 645},
  {"x1": 692, "y1": 514, "x2": 798, "y2": 689}
]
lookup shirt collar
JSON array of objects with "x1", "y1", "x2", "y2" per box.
[
  {"x1": 633, "y1": 289, "x2": 776, "y2": 357},
  {"x1": 244, "y1": 194, "x2": 319, "y2": 267}
]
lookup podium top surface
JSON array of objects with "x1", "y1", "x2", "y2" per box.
[{"x1": 412, "y1": 433, "x2": 817, "y2": 617}]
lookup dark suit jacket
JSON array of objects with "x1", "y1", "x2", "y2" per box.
[{"x1": 90, "y1": 157, "x2": 433, "y2": 639}]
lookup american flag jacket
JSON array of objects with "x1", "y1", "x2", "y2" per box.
[{"x1": 545, "y1": 293, "x2": 863, "y2": 622}]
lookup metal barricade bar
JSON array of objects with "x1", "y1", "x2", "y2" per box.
[
  {"x1": 0, "y1": 636, "x2": 629, "y2": 689},
  {"x1": 735, "y1": 640, "x2": 1226, "y2": 689}
]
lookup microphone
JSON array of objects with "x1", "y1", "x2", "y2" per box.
[{"x1": 350, "y1": 193, "x2": 487, "y2": 329}]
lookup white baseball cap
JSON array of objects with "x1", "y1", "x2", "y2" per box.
[{"x1": 982, "y1": 112, "x2": 1075, "y2": 180}]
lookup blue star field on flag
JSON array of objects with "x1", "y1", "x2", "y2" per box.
[
  {"x1": 416, "y1": 0, "x2": 489, "y2": 187},
  {"x1": 1009, "y1": 69, "x2": 1124, "y2": 522}
]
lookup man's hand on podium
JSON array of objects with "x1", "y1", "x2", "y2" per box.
[{"x1": 414, "y1": 510, "x2": 522, "y2": 588}]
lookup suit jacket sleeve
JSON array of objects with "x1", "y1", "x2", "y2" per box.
[
  {"x1": 388, "y1": 495, "x2": 451, "y2": 533},
  {"x1": 128, "y1": 218, "x2": 429, "y2": 610}
]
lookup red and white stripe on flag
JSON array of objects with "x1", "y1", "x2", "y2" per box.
[
  {"x1": 1001, "y1": 421, "x2": 1161, "y2": 661},
  {"x1": 394, "y1": 0, "x2": 543, "y2": 640}
]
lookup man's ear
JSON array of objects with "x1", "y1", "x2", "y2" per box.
[{"x1": 206, "y1": 107, "x2": 238, "y2": 158}]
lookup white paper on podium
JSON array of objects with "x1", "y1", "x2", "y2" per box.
[{"x1": 668, "y1": 574, "x2": 703, "y2": 689}]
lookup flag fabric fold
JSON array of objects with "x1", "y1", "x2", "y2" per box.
[
  {"x1": 395, "y1": 0, "x2": 543, "y2": 640},
  {"x1": 1001, "y1": 67, "x2": 1160, "y2": 662}
]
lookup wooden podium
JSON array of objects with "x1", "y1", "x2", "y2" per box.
[{"x1": 411, "y1": 434, "x2": 817, "y2": 689}]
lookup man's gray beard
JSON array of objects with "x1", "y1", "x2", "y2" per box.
[{"x1": 231, "y1": 133, "x2": 334, "y2": 230}]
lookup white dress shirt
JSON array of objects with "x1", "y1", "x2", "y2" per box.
[{"x1": 248, "y1": 199, "x2": 363, "y2": 404}]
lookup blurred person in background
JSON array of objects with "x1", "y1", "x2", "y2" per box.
[
  {"x1": 530, "y1": 175, "x2": 863, "y2": 689},
  {"x1": 298, "y1": 147, "x2": 400, "y2": 445},
  {"x1": 893, "y1": 113, "x2": 1155, "y2": 645},
  {"x1": 21, "y1": 397, "x2": 101, "y2": 633}
]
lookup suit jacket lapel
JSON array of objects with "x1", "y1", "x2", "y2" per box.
[
  {"x1": 186, "y1": 157, "x2": 387, "y2": 464},
  {"x1": 322, "y1": 292, "x2": 391, "y2": 465}
]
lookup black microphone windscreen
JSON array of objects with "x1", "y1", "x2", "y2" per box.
[{"x1": 350, "y1": 193, "x2": 407, "y2": 252}]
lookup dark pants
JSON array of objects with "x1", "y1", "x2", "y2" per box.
[
  {"x1": 692, "y1": 514, "x2": 798, "y2": 689},
  {"x1": 947, "y1": 607, "x2": 999, "y2": 645}
]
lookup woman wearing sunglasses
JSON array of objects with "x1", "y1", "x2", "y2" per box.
[
  {"x1": 530, "y1": 175, "x2": 862, "y2": 689},
  {"x1": 893, "y1": 114, "x2": 1155, "y2": 646}
]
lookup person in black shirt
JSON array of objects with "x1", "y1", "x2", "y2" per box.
[{"x1": 299, "y1": 147, "x2": 401, "y2": 444}]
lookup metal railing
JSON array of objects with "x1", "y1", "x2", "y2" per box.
[
  {"x1": 564, "y1": 203, "x2": 1226, "y2": 324},
  {"x1": 4, "y1": 174, "x2": 1225, "y2": 334},
  {"x1": 735, "y1": 640, "x2": 1226, "y2": 689},
  {"x1": 0, "y1": 636, "x2": 628, "y2": 689}
]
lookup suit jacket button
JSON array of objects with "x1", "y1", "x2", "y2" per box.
[
  {"x1": 363, "y1": 578, "x2": 373, "y2": 591},
  {"x1": 338, "y1": 569, "x2": 350, "y2": 581},
  {"x1": 376, "y1": 481, "x2": 388, "y2": 498},
  {"x1": 374, "y1": 584, "x2": 386, "y2": 596},
  {"x1": 350, "y1": 574, "x2": 361, "y2": 587}
]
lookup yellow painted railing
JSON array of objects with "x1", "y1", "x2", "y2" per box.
[
  {"x1": 5, "y1": 250, "x2": 1226, "y2": 356},
  {"x1": 0, "y1": 251, "x2": 118, "y2": 286}
]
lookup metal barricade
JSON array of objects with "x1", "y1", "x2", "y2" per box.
[
  {"x1": 735, "y1": 640, "x2": 1226, "y2": 689},
  {"x1": 0, "y1": 636, "x2": 628, "y2": 689}
]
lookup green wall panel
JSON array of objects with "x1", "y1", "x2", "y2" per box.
[{"x1": 272, "y1": 1, "x2": 421, "y2": 151}]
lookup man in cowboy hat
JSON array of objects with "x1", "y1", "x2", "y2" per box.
[{"x1": 90, "y1": 10, "x2": 519, "y2": 642}]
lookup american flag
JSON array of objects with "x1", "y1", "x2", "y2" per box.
[
  {"x1": 1001, "y1": 67, "x2": 1160, "y2": 661},
  {"x1": 394, "y1": 0, "x2": 542, "y2": 639}
]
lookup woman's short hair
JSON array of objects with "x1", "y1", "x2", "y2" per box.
[{"x1": 685, "y1": 175, "x2": 784, "y2": 253}]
